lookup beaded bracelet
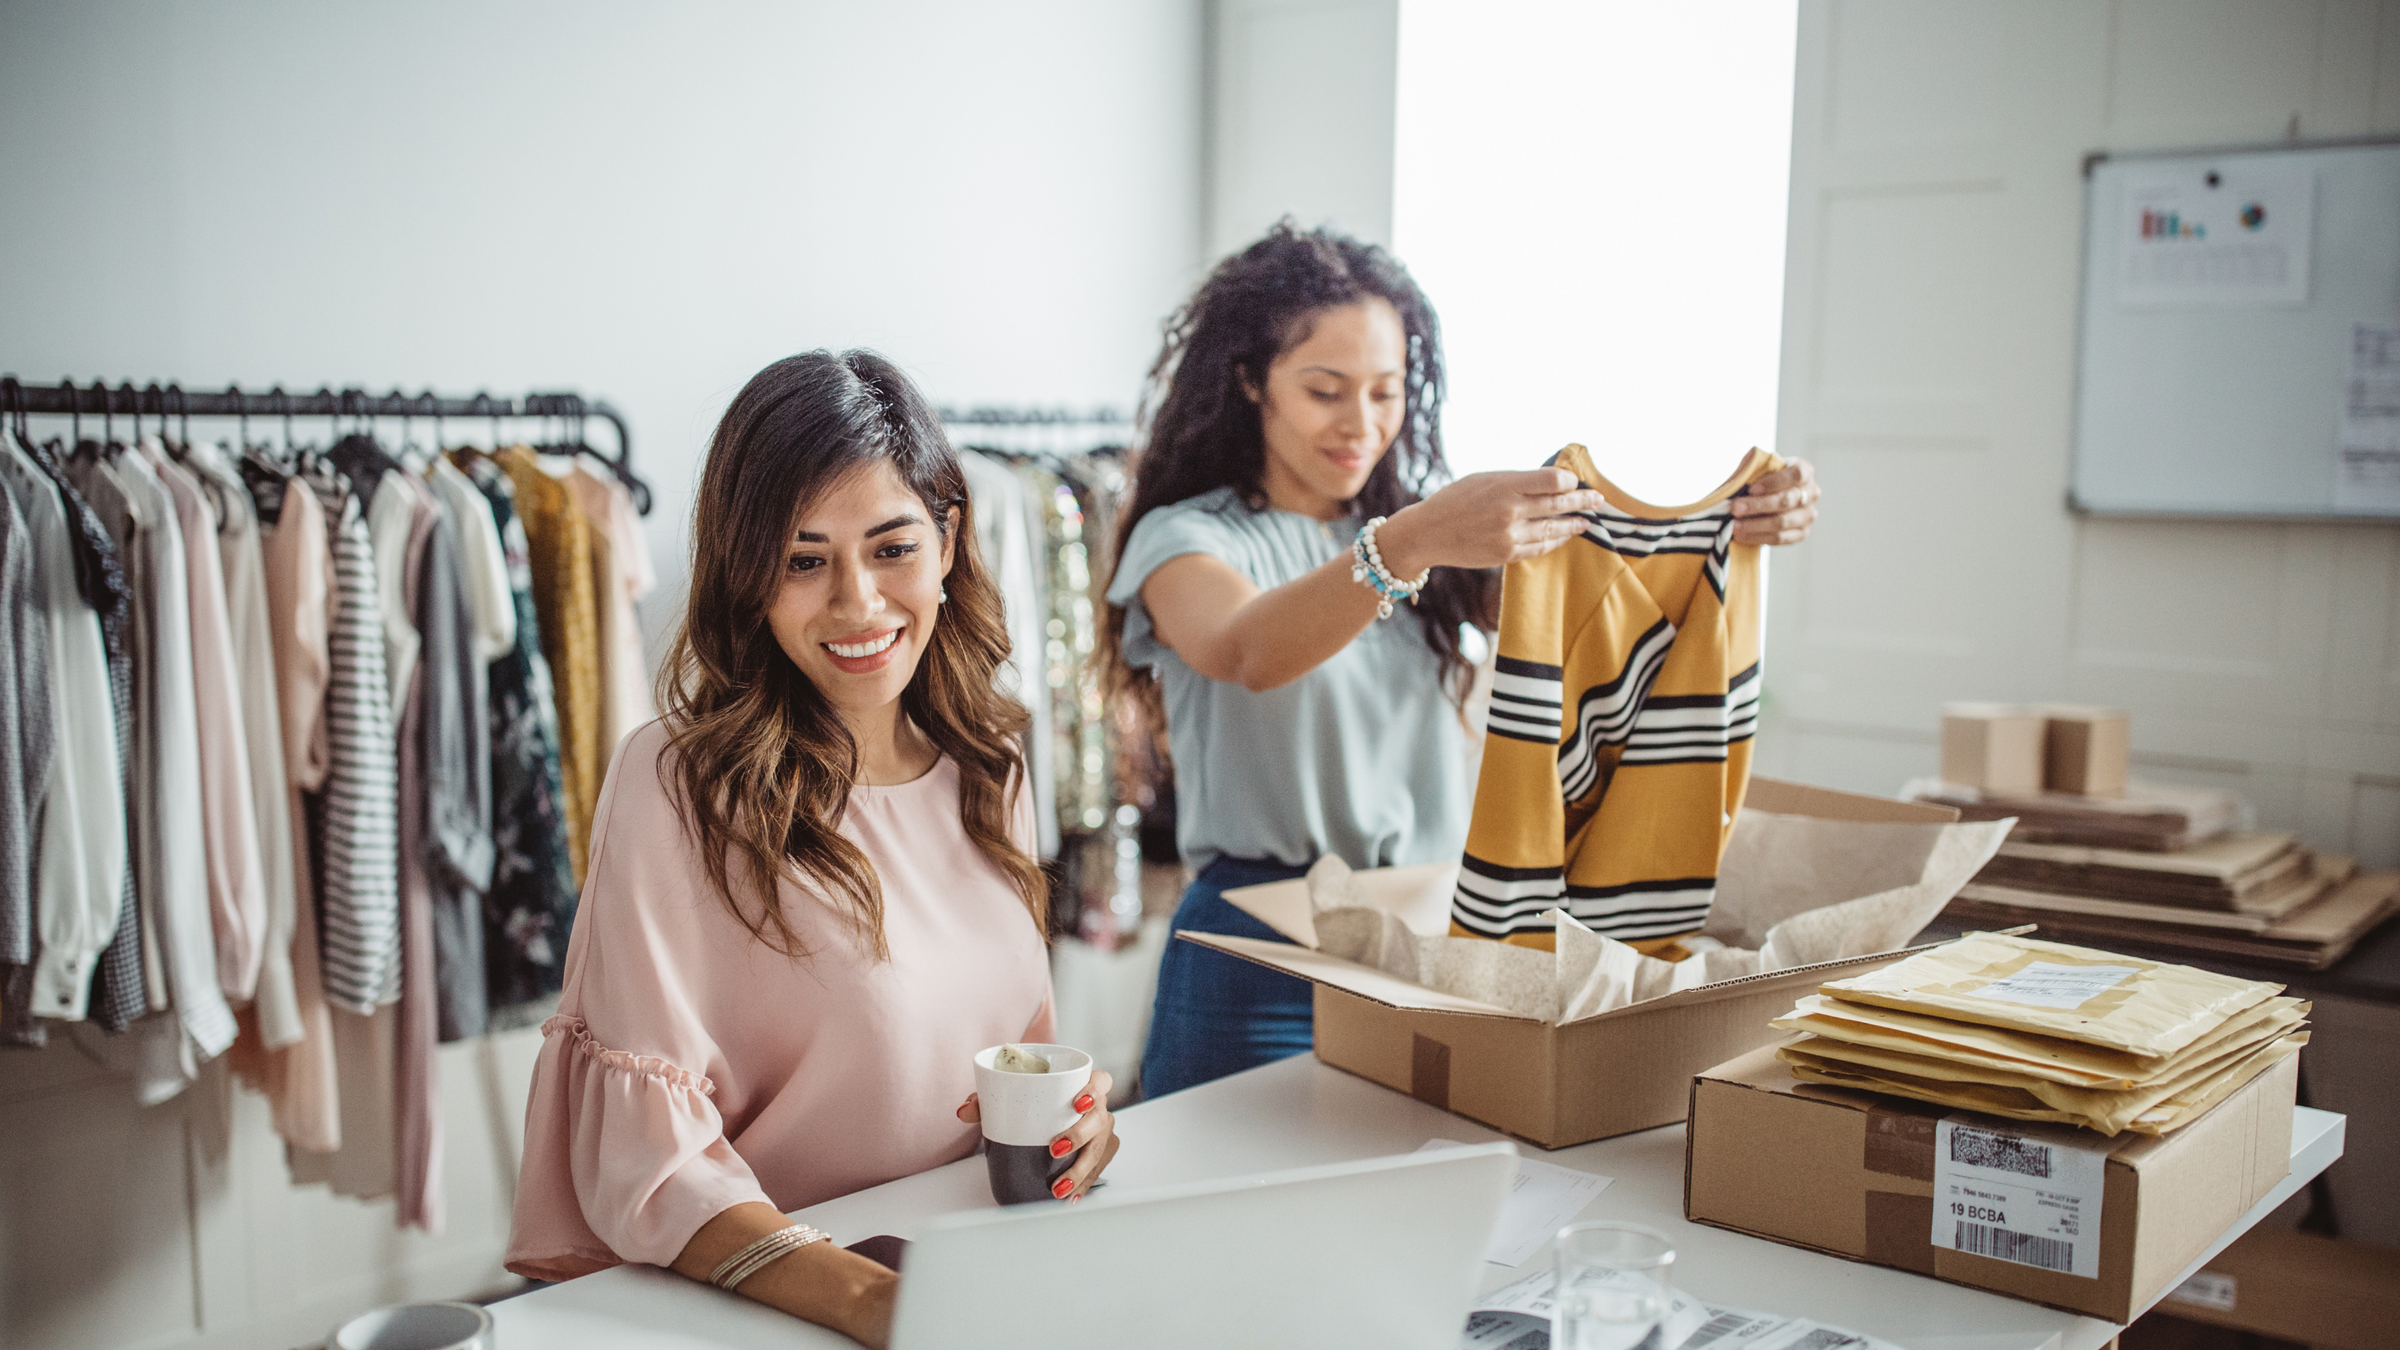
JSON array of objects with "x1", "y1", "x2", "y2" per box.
[
  {"x1": 1350, "y1": 516, "x2": 1431, "y2": 620},
  {"x1": 710, "y1": 1223, "x2": 832, "y2": 1291}
]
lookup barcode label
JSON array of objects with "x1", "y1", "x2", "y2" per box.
[
  {"x1": 1949, "y1": 1126, "x2": 2051, "y2": 1178},
  {"x1": 1954, "y1": 1220, "x2": 2075, "y2": 1272},
  {"x1": 1786, "y1": 1331, "x2": 1868, "y2": 1350},
  {"x1": 1681, "y1": 1312, "x2": 1767, "y2": 1348},
  {"x1": 1933, "y1": 1116, "x2": 2105, "y2": 1280}
]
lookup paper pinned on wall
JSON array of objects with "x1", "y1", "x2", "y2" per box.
[
  {"x1": 2335, "y1": 322, "x2": 2400, "y2": 514},
  {"x1": 2116, "y1": 165, "x2": 2314, "y2": 308}
]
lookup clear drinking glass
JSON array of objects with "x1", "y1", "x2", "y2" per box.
[{"x1": 1552, "y1": 1221, "x2": 1676, "y2": 1350}]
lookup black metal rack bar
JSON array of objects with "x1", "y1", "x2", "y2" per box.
[
  {"x1": 0, "y1": 376, "x2": 645, "y2": 511},
  {"x1": 939, "y1": 405, "x2": 1128, "y2": 426}
]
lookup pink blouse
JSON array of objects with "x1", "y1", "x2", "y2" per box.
[{"x1": 505, "y1": 721, "x2": 1053, "y2": 1281}]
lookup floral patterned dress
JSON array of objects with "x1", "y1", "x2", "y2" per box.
[{"x1": 454, "y1": 454, "x2": 578, "y2": 1021}]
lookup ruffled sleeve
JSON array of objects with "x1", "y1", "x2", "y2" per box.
[{"x1": 505, "y1": 725, "x2": 776, "y2": 1281}]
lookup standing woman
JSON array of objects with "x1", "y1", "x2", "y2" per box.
[
  {"x1": 508, "y1": 352, "x2": 1119, "y2": 1348},
  {"x1": 1104, "y1": 224, "x2": 1820, "y2": 1098}
]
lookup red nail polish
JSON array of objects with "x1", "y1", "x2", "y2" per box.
[
  {"x1": 1052, "y1": 1176, "x2": 1075, "y2": 1199},
  {"x1": 1049, "y1": 1137, "x2": 1072, "y2": 1157},
  {"x1": 1073, "y1": 1093, "x2": 1095, "y2": 1113}
]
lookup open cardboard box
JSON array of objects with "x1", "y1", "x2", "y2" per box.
[{"x1": 1178, "y1": 778, "x2": 1975, "y2": 1149}]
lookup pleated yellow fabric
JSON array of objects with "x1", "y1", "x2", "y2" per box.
[{"x1": 497, "y1": 447, "x2": 602, "y2": 886}]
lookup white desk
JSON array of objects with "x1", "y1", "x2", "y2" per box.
[{"x1": 493, "y1": 1054, "x2": 2344, "y2": 1350}]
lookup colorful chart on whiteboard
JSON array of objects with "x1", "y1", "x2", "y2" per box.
[{"x1": 2117, "y1": 165, "x2": 2314, "y2": 308}]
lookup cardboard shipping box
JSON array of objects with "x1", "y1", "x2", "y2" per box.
[
  {"x1": 1942, "y1": 703, "x2": 2047, "y2": 795},
  {"x1": 1179, "y1": 779, "x2": 1977, "y2": 1149},
  {"x1": 1684, "y1": 1043, "x2": 2297, "y2": 1323},
  {"x1": 2038, "y1": 704, "x2": 2130, "y2": 798}
]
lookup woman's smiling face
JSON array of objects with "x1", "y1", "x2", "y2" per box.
[{"x1": 766, "y1": 459, "x2": 956, "y2": 725}]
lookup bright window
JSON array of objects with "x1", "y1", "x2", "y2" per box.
[{"x1": 1394, "y1": 1, "x2": 1799, "y2": 505}]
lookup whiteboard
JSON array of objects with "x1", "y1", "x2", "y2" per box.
[{"x1": 2071, "y1": 138, "x2": 2400, "y2": 519}]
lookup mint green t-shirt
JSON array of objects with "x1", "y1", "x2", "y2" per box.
[{"x1": 1107, "y1": 487, "x2": 1471, "y2": 874}]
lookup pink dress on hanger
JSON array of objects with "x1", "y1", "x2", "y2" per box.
[{"x1": 505, "y1": 721, "x2": 1053, "y2": 1281}]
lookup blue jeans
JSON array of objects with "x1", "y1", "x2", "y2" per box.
[{"x1": 1139, "y1": 856, "x2": 1316, "y2": 1100}]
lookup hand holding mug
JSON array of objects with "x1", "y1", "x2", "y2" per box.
[{"x1": 958, "y1": 1045, "x2": 1120, "y2": 1203}]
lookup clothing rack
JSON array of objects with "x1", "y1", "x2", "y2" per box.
[
  {"x1": 941, "y1": 406, "x2": 1131, "y2": 459},
  {"x1": 0, "y1": 376, "x2": 650, "y2": 514}
]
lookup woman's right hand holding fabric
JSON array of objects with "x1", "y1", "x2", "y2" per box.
[{"x1": 1372, "y1": 469, "x2": 1603, "y2": 578}]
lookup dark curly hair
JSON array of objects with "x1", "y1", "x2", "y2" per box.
[{"x1": 1101, "y1": 221, "x2": 1497, "y2": 710}]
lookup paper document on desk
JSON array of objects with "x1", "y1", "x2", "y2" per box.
[
  {"x1": 1462, "y1": 1270, "x2": 1903, "y2": 1350},
  {"x1": 1418, "y1": 1140, "x2": 1611, "y2": 1266}
]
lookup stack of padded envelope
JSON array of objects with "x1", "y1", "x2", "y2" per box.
[{"x1": 1770, "y1": 932, "x2": 2308, "y2": 1136}]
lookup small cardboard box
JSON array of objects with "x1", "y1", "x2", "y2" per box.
[
  {"x1": 1178, "y1": 778, "x2": 1965, "y2": 1149},
  {"x1": 2037, "y1": 704, "x2": 2131, "y2": 798},
  {"x1": 1941, "y1": 703, "x2": 2047, "y2": 794},
  {"x1": 1684, "y1": 1043, "x2": 2297, "y2": 1323}
]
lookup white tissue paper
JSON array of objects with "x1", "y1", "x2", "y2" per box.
[{"x1": 1297, "y1": 810, "x2": 2012, "y2": 1025}]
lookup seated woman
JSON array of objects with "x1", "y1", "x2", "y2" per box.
[{"x1": 506, "y1": 351, "x2": 1121, "y2": 1347}]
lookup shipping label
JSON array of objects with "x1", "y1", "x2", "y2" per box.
[
  {"x1": 1932, "y1": 1117, "x2": 2106, "y2": 1279},
  {"x1": 1970, "y1": 961, "x2": 2140, "y2": 1011}
]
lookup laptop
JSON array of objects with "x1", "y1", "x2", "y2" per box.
[{"x1": 888, "y1": 1142, "x2": 1517, "y2": 1350}]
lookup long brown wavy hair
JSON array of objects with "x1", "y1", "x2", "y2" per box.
[
  {"x1": 658, "y1": 350, "x2": 1046, "y2": 960},
  {"x1": 1101, "y1": 221, "x2": 1498, "y2": 714}
]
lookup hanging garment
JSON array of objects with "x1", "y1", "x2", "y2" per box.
[
  {"x1": 959, "y1": 451, "x2": 1057, "y2": 857},
  {"x1": 0, "y1": 485, "x2": 49, "y2": 1044},
  {"x1": 1452, "y1": 445, "x2": 1779, "y2": 950},
  {"x1": 391, "y1": 474, "x2": 446, "y2": 1234},
  {"x1": 69, "y1": 450, "x2": 236, "y2": 1095},
  {"x1": 412, "y1": 486, "x2": 494, "y2": 1041},
  {"x1": 567, "y1": 463, "x2": 656, "y2": 756},
  {"x1": 0, "y1": 438, "x2": 121, "y2": 1039},
  {"x1": 299, "y1": 465, "x2": 402, "y2": 1013},
  {"x1": 426, "y1": 457, "x2": 514, "y2": 665},
  {"x1": 286, "y1": 1002, "x2": 398, "y2": 1199},
  {"x1": 24, "y1": 435, "x2": 142, "y2": 1031},
  {"x1": 184, "y1": 441, "x2": 298, "y2": 1046},
  {"x1": 366, "y1": 469, "x2": 422, "y2": 723},
  {"x1": 1018, "y1": 462, "x2": 1108, "y2": 838},
  {"x1": 457, "y1": 455, "x2": 577, "y2": 1019},
  {"x1": 498, "y1": 447, "x2": 601, "y2": 885},
  {"x1": 144, "y1": 440, "x2": 267, "y2": 1002},
  {"x1": 228, "y1": 470, "x2": 342, "y2": 1152}
]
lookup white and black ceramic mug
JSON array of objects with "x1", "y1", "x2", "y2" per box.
[{"x1": 972, "y1": 1043, "x2": 1093, "y2": 1205}]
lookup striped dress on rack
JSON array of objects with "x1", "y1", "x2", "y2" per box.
[{"x1": 301, "y1": 467, "x2": 402, "y2": 1013}]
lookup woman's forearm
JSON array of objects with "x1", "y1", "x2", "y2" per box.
[
  {"x1": 672, "y1": 1202, "x2": 898, "y2": 1348},
  {"x1": 1146, "y1": 549, "x2": 1391, "y2": 692},
  {"x1": 1146, "y1": 502, "x2": 1448, "y2": 692}
]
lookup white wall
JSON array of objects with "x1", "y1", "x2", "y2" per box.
[
  {"x1": 1207, "y1": 0, "x2": 1399, "y2": 259},
  {"x1": 0, "y1": 0, "x2": 1207, "y2": 657},
  {"x1": 0, "y1": 4, "x2": 1204, "y2": 1348},
  {"x1": 1393, "y1": 1, "x2": 1798, "y2": 498},
  {"x1": 1757, "y1": 0, "x2": 2400, "y2": 874}
]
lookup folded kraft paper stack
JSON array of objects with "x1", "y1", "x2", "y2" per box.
[
  {"x1": 1769, "y1": 931, "x2": 2309, "y2": 1136},
  {"x1": 1940, "y1": 832, "x2": 2399, "y2": 971}
]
